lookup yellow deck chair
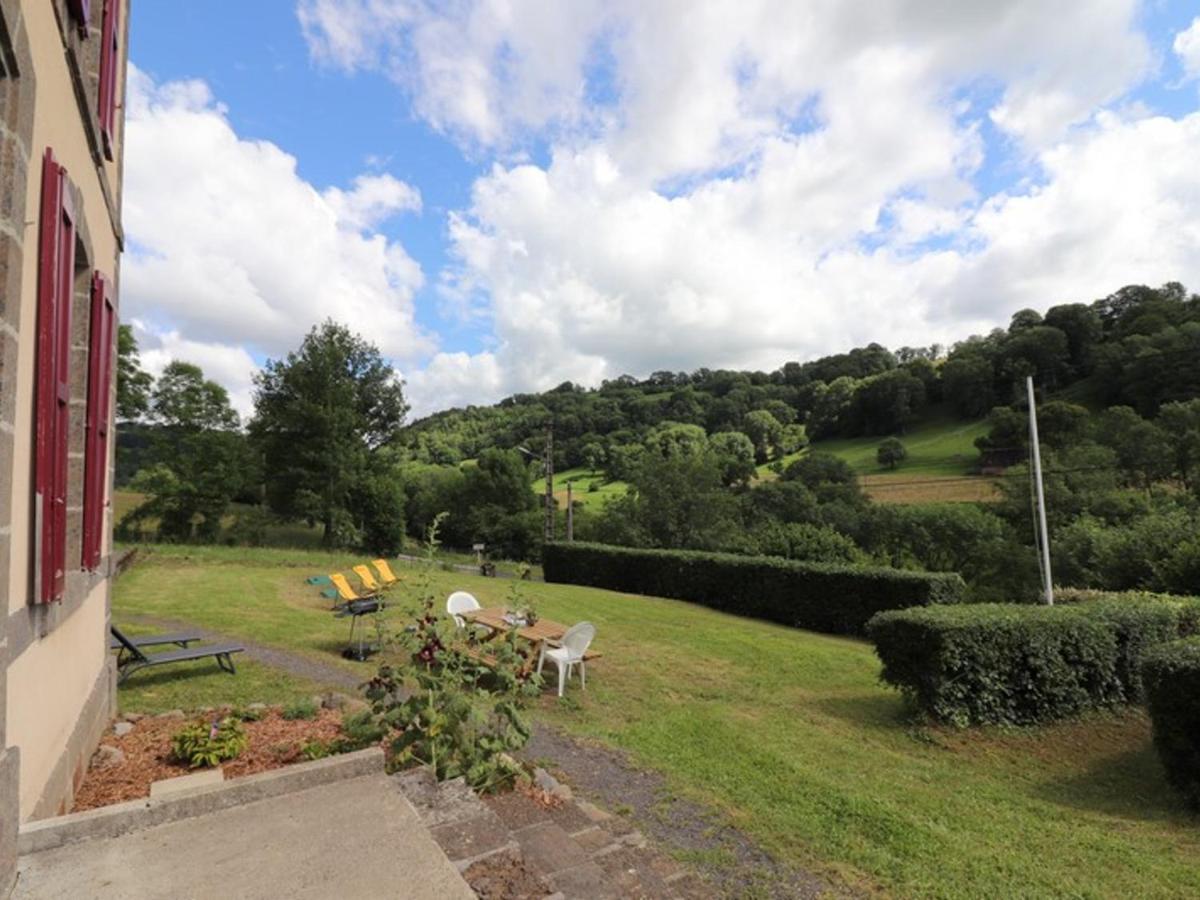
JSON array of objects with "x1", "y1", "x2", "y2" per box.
[
  {"x1": 329, "y1": 572, "x2": 370, "y2": 605},
  {"x1": 352, "y1": 564, "x2": 382, "y2": 593},
  {"x1": 372, "y1": 559, "x2": 399, "y2": 585}
]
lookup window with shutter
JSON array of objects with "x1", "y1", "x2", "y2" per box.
[
  {"x1": 67, "y1": 0, "x2": 91, "y2": 36},
  {"x1": 98, "y1": 0, "x2": 119, "y2": 161},
  {"x1": 36, "y1": 149, "x2": 76, "y2": 604},
  {"x1": 83, "y1": 272, "x2": 115, "y2": 571}
]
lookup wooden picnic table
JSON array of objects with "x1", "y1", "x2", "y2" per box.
[
  {"x1": 461, "y1": 607, "x2": 601, "y2": 661},
  {"x1": 461, "y1": 607, "x2": 568, "y2": 645}
]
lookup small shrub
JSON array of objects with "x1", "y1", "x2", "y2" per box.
[
  {"x1": 1142, "y1": 638, "x2": 1200, "y2": 809},
  {"x1": 300, "y1": 739, "x2": 332, "y2": 761},
  {"x1": 868, "y1": 596, "x2": 1200, "y2": 726},
  {"x1": 231, "y1": 705, "x2": 264, "y2": 722},
  {"x1": 282, "y1": 699, "x2": 318, "y2": 721},
  {"x1": 171, "y1": 717, "x2": 248, "y2": 769},
  {"x1": 333, "y1": 710, "x2": 387, "y2": 753},
  {"x1": 544, "y1": 542, "x2": 966, "y2": 635}
]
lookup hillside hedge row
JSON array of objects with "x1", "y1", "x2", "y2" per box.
[
  {"x1": 1142, "y1": 638, "x2": 1200, "y2": 810},
  {"x1": 542, "y1": 542, "x2": 966, "y2": 635},
  {"x1": 868, "y1": 596, "x2": 1200, "y2": 726}
]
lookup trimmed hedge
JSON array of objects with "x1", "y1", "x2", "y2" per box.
[
  {"x1": 867, "y1": 598, "x2": 1200, "y2": 726},
  {"x1": 1142, "y1": 638, "x2": 1200, "y2": 809},
  {"x1": 542, "y1": 542, "x2": 966, "y2": 635}
]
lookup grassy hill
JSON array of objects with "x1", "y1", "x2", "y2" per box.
[
  {"x1": 532, "y1": 413, "x2": 998, "y2": 508},
  {"x1": 761, "y1": 412, "x2": 998, "y2": 503}
]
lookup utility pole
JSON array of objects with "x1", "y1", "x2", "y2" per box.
[
  {"x1": 1026, "y1": 376, "x2": 1054, "y2": 605},
  {"x1": 566, "y1": 481, "x2": 574, "y2": 542},
  {"x1": 543, "y1": 424, "x2": 554, "y2": 543}
]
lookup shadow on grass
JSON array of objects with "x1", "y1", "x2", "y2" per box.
[
  {"x1": 811, "y1": 690, "x2": 912, "y2": 729},
  {"x1": 118, "y1": 659, "x2": 239, "y2": 689},
  {"x1": 1034, "y1": 743, "x2": 1198, "y2": 826}
]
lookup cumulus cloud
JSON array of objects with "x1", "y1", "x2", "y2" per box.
[
  {"x1": 123, "y1": 65, "x2": 429, "y2": 383},
  {"x1": 1176, "y1": 17, "x2": 1200, "y2": 82},
  {"x1": 133, "y1": 322, "x2": 261, "y2": 420},
  {"x1": 150, "y1": 1, "x2": 1196, "y2": 418}
]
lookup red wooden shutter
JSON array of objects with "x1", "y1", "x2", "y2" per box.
[
  {"x1": 98, "y1": 0, "x2": 119, "y2": 161},
  {"x1": 36, "y1": 149, "x2": 76, "y2": 604},
  {"x1": 83, "y1": 273, "x2": 115, "y2": 571}
]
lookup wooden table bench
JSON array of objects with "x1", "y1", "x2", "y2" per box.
[{"x1": 462, "y1": 607, "x2": 601, "y2": 670}]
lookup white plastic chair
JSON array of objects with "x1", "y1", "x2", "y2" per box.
[
  {"x1": 446, "y1": 591, "x2": 481, "y2": 628},
  {"x1": 537, "y1": 622, "x2": 596, "y2": 697}
]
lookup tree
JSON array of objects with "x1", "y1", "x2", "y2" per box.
[
  {"x1": 153, "y1": 361, "x2": 239, "y2": 431},
  {"x1": 876, "y1": 438, "x2": 907, "y2": 470},
  {"x1": 252, "y1": 321, "x2": 409, "y2": 546},
  {"x1": 851, "y1": 369, "x2": 926, "y2": 435},
  {"x1": 1158, "y1": 398, "x2": 1200, "y2": 491},
  {"x1": 116, "y1": 324, "x2": 153, "y2": 421},
  {"x1": 1095, "y1": 406, "x2": 1173, "y2": 490},
  {"x1": 124, "y1": 360, "x2": 248, "y2": 542},
  {"x1": 643, "y1": 421, "x2": 708, "y2": 459},
  {"x1": 1044, "y1": 303, "x2": 1102, "y2": 374},
  {"x1": 942, "y1": 354, "x2": 995, "y2": 418},
  {"x1": 709, "y1": 431, "x2": 757, "y2": 487},
  {"x1": 742, "y1": 410, "x2": 783, "y2": 463}
]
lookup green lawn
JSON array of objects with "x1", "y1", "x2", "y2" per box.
[
  {"x1": 117, "y1": 657, "x2": 335, "y2": 715},
  {"x1": 532, "y1": 466, "x2": 629, "y2": 509},
  {"x1": 113, "y1": 545, "x2": 1200, "y2": 898},
  {"x1": 761, "y1": 413, "x2": 990, "y2": 480}
]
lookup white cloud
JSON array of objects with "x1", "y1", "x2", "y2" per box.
[
  {"x1": 134, "y1": 322, "x2": 260, "y2": 421},
  {"x1": 1176, "y1": 17, "x2": 1200, "y2": 82},
  {"x1": 323, "y1": 173, "x2": 421, "y2": 231},
  {"x1": 123, "y1": 65, "x2": 430, "y2": 386},
  {"x1": 114, "y1": 1, "x2": 1180, "y2": 421}
]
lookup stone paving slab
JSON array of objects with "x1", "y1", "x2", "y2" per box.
[{"x1": 15, "y1": 774, "x2": 472, "y2": 900}]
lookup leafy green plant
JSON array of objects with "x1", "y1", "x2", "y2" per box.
[
  {"x1": 300, "y1": 739, "x2": 332, "y2": 761},
  {"x1": 365, "y1": 516, "x2": 541, "y2": 792},
  {"x1": 231, "y1": 705, "x2": 264, "y2": 722},
  {"x1": 332, "y1": 709, "x2": 387, "y2": 753},
  {"x1": 170, "y1": 717, "x2": 248, "y2": 768},
  {"x1": 282, "y1": 698, "x2": 318, "y2": 720}
]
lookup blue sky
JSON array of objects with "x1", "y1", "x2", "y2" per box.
[{"x1": 122, "y1": 1, "x2": 1200, "y2": 418}]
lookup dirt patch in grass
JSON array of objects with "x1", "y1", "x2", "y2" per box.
[
  {"x1": 523, "y1": 725, "x2": 838, "y2": 899},
  {"x1": 74, "y1": 707, "x2": 348, "y2": 811}
]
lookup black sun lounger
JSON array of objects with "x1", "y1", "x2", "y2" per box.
[{"x1": 110, "y1": 625, "x2": 245, "y2": 684}]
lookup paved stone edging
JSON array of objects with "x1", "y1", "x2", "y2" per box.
[
  {"x1": 395, "y1": 767, "x2": 715, "y2": 899},
  {"x1": 19, "y1": 747, "x2": 385, "y2": 854}
]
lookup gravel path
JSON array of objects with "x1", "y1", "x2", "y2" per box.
[
  {"x1": 123, "y1": 614, "x2": 363, "y2": 691},
  {"x1": 522, "y1": 726, "x2": 836, "y2": 899}
]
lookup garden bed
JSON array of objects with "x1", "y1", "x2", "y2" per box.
[{"x1": 74, "y1": 705, "x2": 353, "y2": 811}]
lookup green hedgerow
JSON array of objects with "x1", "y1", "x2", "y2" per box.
[{"x1": 1142, "y1": 637, "x2": 1200, "y2": 809}]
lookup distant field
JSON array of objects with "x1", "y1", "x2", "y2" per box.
[
  {"x1": 755, "y1": 413, "x2": 998, "y2": 503},
  {"x1": 532, "y1": 467, "x2": 629, "y2": 509}
]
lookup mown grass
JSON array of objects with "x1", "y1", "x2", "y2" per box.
[
  {"x1": 532, "y1": 466, "x2": 629, "y2": 509},
  {"x1": 114, "y1": 544, "x2": 1200, "y2": 898},
  {"x1": 118, "y1": 657, "x2": 335, "y2": 715}
]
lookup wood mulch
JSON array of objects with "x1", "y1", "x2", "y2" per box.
[{"x1": 73, "y1": 707, "x2": 348, "y2": 812}]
